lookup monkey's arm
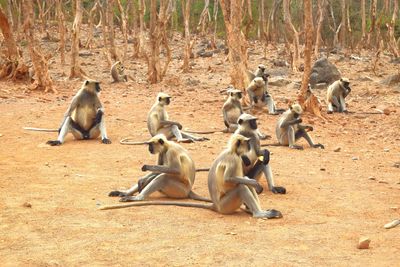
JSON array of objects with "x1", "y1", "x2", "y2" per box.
[
  {"x1": 297, "y1": 123, "x2": 313, "y2": 131},
  {"x1": 225, "y1": 175, "x2": 263, "y2": 194},
  {"x1": 246, "y1": 86, "x2": 256, "y2": 106},
  {"x1": 280, "y1": 118, "x2": 302, "y2": 128},
  {"x1": 141, "y1": 164, "x2": 180, "y2": 175},
  {"x1": 63, "y1": 95, "x2": 79, "y2": 118},
  {"x1": 159, "y1": 120, "x2": 183, "y2": 129}
]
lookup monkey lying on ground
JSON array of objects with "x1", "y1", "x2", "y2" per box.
[
  {"x1": 235, "y1": 113, "x2": 286, "y2": 194},
  {"x1": 326, "y1": 78, "x2": 351, "y2": 114},
  {"x1": 120, "y1": 93, "x2": 207, "y2": 144},
  {"x1": 111, "y1": 61, "x2": 127, "y2": 83},
  {"x1": 275, "y1": 104, "x2": 324, "y2": 150},
  {"x1": 109, "y1": 134, "x2": 210, "y2": 202},
  {"x1": 101, "y1": 134, "x2": 282, "y2": 219},
  {"x1": 25, "y1": 80, "x2": 111, "y2": 146}
]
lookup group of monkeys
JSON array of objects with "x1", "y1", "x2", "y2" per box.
[{"x1": 25, "y1": 63, "x2": 352, "y2": 218}]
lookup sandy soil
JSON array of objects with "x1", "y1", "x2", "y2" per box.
[{"x1": 0, "y1": 35, "x2": 399, "y2": 266}]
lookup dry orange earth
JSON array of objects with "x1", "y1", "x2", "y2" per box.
[{"x1": 0, "y1": 37, "x2": 399, "y2": 266}]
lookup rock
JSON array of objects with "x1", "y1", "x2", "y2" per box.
[
  {"x1": 383, "y1": 148, "x2": 390, "y2": 152},
  {"x1": 368, "y1": 176, "x2": 376, "y2": 180},
  {"x1": 22, "y1": 202, "x2": 32, "y2": 208},
  {"x1": 380, "y1": 73, "x2": 400, "y2": 86},
  {"x1": 389, "y1": 57, "x2": 400, "y2": 64},
  {"x1": 358, "y1": 76, "x2": 373, "y2": 82},
  {"x1": 352, "y1": 156, "x2": 359, "y2": 161},
  {"x1": 384, "y1": 219, "x2": 400, "y2": 229},
  {"x1": 309, "y1": 58, "x2": 341, "y2": 87},
  {"x1": 383, "y1": 108, "x2": 391, "y2": 115},
  {"x1": 272, "y1": 59, "x2": 289, "y2": 67},
  {"x1": 269, "y1": 76, "x2": 291, "y2": 87},
  {"x1": 378, "y1": 180, "x2": 388, "y2": 184},
  {"x1": 79, "y1": 51, "x2": 94, "y2": 57},
  {"x1": 393, "y1": 162, "x2": 400, "y2": 168},
  {"x1": 357, "y1": 237, "x2": 371, "y2": 249},
  {"x1": 333, "y1": 147, "x2": 341, "y2": 152},
  {"x1": 314, "y1": 83, "x2": 328, "y2": 89}
]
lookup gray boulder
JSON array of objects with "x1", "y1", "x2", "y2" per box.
[{"x1": 309, "y1": 58, "x2": 341, "y2": 87}]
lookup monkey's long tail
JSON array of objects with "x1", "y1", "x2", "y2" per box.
[
  {"x1": 98, "y1": 201, "x2": 214, "y2": 211},
  {"x1": 260, "y1": 143, "x2": 282, "y2": 147},
  {"x1": 183, "y1": 129, "x2": 227, "y2": 134},
  {"x1": 119, "y1": 137, "x2": 147, "y2": 145},
  {"x1": 195, "y1": 168, "x2": 210, "y2": 172},
  {"x1": 23, "y1": 127, "x2": 59, "y2": 132},
  {"x1": 189, "y1": 191, "x2": 212, "y2": 202}
]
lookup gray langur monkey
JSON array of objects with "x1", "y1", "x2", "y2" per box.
[
  {"x1": 246, "y1": 76, "x2": 281, "y2": 115},
  {"x1": 275, "y1": 104, "x2": 324, "y2": 150},
  {"x1": 45, "y1": 80, "x2": 111, "y2": 146},
  {"x1": 235, "y1": 113, "x2": 286, "y2": 194},
  {"x1": 147, "y1": 93, "x2": 208, "y2": 143},
  {"x1": 100, "y1": 134, "x2": 283, "y2": 219},
  {"x1": 222, "y1": 88, "x2": 244, "y2": 133},
  {"x1": 327, "y1": 78, "x2": 351, "y2": 114},
  {"x1": 111, "y1": 61, "x2": 127, "y2": 83},
  {"x1": 108, "y1": 134, "x2": 210, "y2": 202}
]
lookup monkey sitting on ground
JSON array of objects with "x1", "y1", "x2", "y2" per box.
[
  {"x1": 111, "y1": 61, "x2": 127, "y2": 83},
  {"x1": 246, "y1": 76, "x2": 282, "y2": 115},
  {"x1": 222, "y1": 88, "x2": 244, "y2": 133},
  {"x1": 235, "y1": 113, "x2": 286, "y2": 194},
  {"x1": 326, "y1": 78, "x2": 351, "y2": 114},
  {"x1": 101, "y1": 134, "x2": 283, "y2": 219},
  {"x1": 147, "y1": 93, "x2": 208, "y2": 143},
  {"x1": 46, "y1": 80, "x2": 111, "y2": 146},
  {"x1": 109, "y1": 134, "x2": 210, "y2": 202},
  {"x1": 275, "y1": 104, "x2": 324, "y2": 150}
]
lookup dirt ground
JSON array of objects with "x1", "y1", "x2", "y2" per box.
[{"x1": 0, "y1": 35, "x2": 399, "y2": 266}]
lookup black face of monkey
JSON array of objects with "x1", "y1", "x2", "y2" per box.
[
  {"x1": 343, "y1": 81, "x2": 350, "y2": 90},
  {"x1": 249, "y1": 119, "x2": 258, "y2": 130},
  {"x1": 293, "y1": 112, "x2": 300, "y2": 118},
  {"x1": 237, "y1": 92, "x2": 242, "y2": 99},
  {"x1": 148, "y1": 143, "x2": 155, "y2": 154},
  {"x1": 95, "y1": 82, "x2": 101, "y2": 93}
]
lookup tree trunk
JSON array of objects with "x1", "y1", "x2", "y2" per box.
[
  {"x1": 116, "y1": 0, "x2": 128, "y2": 62},
  {"x1": 0, "y1": 6, "x2": 19, "y2": 60},
  {"x1": 220, "y1": 0, "x2": 249, "y2": 89},
  {"x1": 283, "y1": 0, "x2": 300, "y2": 71},
  {"x1": 387, "y1": 0, "x2": 399, "y2": 57},
  {"x1": 198, "y1": 0, "x2": 210, "y2": 36},
  {"x1": 361, "y1": 0, "x2": 366, "y2": 40},
  {"x1": 137, "y1": 0, "x2": 146, "y2": 58},
  {"x1": 243, "y1": 0, "x2": 253, "y2": 39},
  {"x1": 267, "y1": 0, "x2": 282, "y2": 43},
  {"x1": 314, "y1": 0, "x2": 326, "y2": 57},
  {"x1": 298, "y1": 0, "x2": 321, "y2": 117},
  {"x1": 367, "y1": 0, "x2": 377, "y2": 47},
  {"x1": 85, "y1": 1, "x2": 99, "y2": 50},
  {"x1": 107, "y1": 0, "x2": 118, "y2": 61},
  {"x1": 56, "y1": 0, "x2": 66, "y2": 65},
  {"x1": 69, "y1": 0, "x2": 86, "y2": 79},
  {"x1": 339, "y1": 0, "x2": 346, "y2": 48},
  {"x1": 182, "y1": 0, "x2": 192, "y2": 73},
  {"x1": 211, "y1": 0, "x2": 219, "y2": 49},
  {"x1": 258, "y1": 0, "x2": 266, "y2": 40},
  {"x1": 22, "y1": 0, "x2": 55, "y2": 92}
]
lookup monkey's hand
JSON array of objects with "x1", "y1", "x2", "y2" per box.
[
  {"x1": 108, "y1": 190, "x2": 127, "y2": 197},
  {"x1": 46, "y1": 140, "x2": 62, "y2": 146},
  {"x1": 141, "y1": 165, "x2": 150, "y2": 172},
  {"x1": 296, "y1": 118, "x2": 303, "y2": 124},
  {"x1": 102, "y1": 138, "x2": 112, "y2": 144},
  {"x1": 262, "y1": 150, "x2": 270, "y2": 165},
  {"x1": 255, "y1": 183, "x2": 264, "y2": 194},
  {"x1": 305, "y1": 125, "x2": 314, "y2": 132},
  {"x1": 272, "y1": 186, "x2": 286, "y2": 194}
]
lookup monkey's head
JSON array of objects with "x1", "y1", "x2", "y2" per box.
[
  {"x1": 145, "y1": 134, "x2": 168, "y2": 154},
  {"x1": 289, "y1": 103, "x2": 303, "y2": 118},
  {"x1": 258, "y1": 64, "x2": 266, "y2": 72},
  {"x1": 237, "y1": 113, "x2": 258, "y2": 130},
  {"x1": 227, "y1": 88, "x2": 242, "y2": 100},
  {"x1": 253, "y1": 77, "x2": 265, "y2": 87},
  {"x1": 115, "y1": 61, "x2": 124, "y2": 72},
  {"x1": 83, "y1": 80, "x2": 101, "y2": 94},
  {"x1": 157, "y1": 92, "x2": 171, "y2": 106},
  {"x1": 340, "y1": 78, "x2": 350, "y2": 89},
  {"x1": 229, "y1": 134, "x2": 251, "y2": 155}
]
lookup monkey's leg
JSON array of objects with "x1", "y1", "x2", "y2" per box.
[
  {"x1": 265, "y1": 96, "x2": 277, "y2": 115},
  {"x1": 331, "y1": 96, "x2": 340, "y2": 113},
  {"x1": 181, "y1": 131, "x2": 209, "y2": 142},
  {"x1": 288, "y1": 126, "x2": 303, "y2": 150},
  {"x1": 46, "y1": 117, "x2": 72, "y2": 146},
  {"x1": 108, "y1": 173, "x2": 158, "y2": 197},
  {"x1": 339, "y1": 94, "x2": 347, "y2": 113},
  {"x1": 296, "y1": 129, "x2": 324, "y2": 149},
  {"x1": 262, "y1": 164, "x2": 286, "y2": 194},
  {"x1": 89, "y1": 109, "x2": 111, "y2": 144},
  {"x1": 170, "y1": 125, "x2": 188, "y2": 142}
]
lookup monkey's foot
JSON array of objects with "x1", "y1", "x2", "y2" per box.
[
  {"x1": 177, "y1": 138, "x2": 194, "y2": 143},
  {"x1": 313, "y1": 144, "x2": 325, "y2": 149},
  {"x1": 253, "y1": 209, "x2": 282, "y2": 219},
  {"x1": 102, "y1": 138, "x2": 112, "y2": 144},
  {"x1": 255, "y1": 183, "x2": 264, "y2": 194},
  {"x1": 108, "y1": 190, "x2": 127, "y2": 197},
  {"x1": 327, "y1": 110, "x2": 333, "y2": 114},
  {"x1": 46, "y1": 140, "x2": 62, "y2": 146},
  {"x1": 259, "y1": 134, "x2": 272, "y2": 140},
  {"x1": 271, "y1": 186, "x2": 286, "y2": 194},
  {"x1": 289, "y1": 145, "x2": 303, "y2": 150}
]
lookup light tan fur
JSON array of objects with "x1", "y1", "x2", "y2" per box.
[{"x1": 111, "y1": 61, "x2": 127, "y2": 83}]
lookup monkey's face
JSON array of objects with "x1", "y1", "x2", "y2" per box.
[
  {"x1": 248, "y1": 119, "x2": 258, "y2": 130},
  {"x1": 293, "y1": 112, "x2": 300, "y2": 118},
  {"x1": 147, "y1": 138, "x2": 165, "y2": 154},
  {"x1": 236, "y1": 138, "x2": 251, "y2": 155},
  {"x1": 231, "y1": 92, "x2": 242, "y2": 100},
  {"x1": 84, "y1": 80, "x2": 101, "y2": 93},
  {"x1": 158, "y1": 97, "x2": 171, "y2": 106},
  {"x1": 342, "y1": 81, "x2": 350, "y2": 90}
]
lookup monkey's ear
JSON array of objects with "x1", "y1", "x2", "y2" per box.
[
  {"x1": 340, "y1": 78, "x2": 343, "y2": 82},
  {"x1": 238, "y1": 119, "x2": 243, "y2": 125},
  {"x1": 158, "y1": 138, "x2": 164, "y2": 145},
  {"x1": 85, "y1": 80, "x2": 89, "y2": 85}
]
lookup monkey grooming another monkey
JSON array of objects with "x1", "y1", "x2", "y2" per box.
[
  {"x1": 235, "y1": 113, "x2": 286, "y2": 194},
  {"x1": 147, "y1": 93, "x2": 208, "y2": 143},
  {"x1": 43, "y1": 80, "x2": 111, "y2": 146},
  {"x1": 111, "y1": 61, "x2": 127, "y2": 83},
  {"x1": 275, "y1": 104, "x2": 324, "y2": 150},
  {"x1": 109, "y1": 134, "x2": 210, "y2": 202},
  {"x1": 326, "y1": 78, "x2": 351, "y2": 114},
  {"x1": 101, "y1": 134, "x2": 283, "y2": 219}
]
